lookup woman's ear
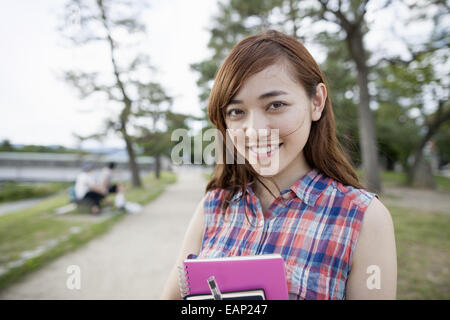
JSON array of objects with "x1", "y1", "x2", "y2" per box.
[{"x1": 311, "y1": 83, "x2": 327, "y2": 122}]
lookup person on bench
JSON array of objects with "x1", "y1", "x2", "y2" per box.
[
  {"x1": 98, "y1": 162, "x2": 123, "y2": 197},
  {"x1": 74, "y1": 162, "x2": 106, "y2": 214}
]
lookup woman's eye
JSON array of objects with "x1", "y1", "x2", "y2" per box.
[
  {"x1": 226, "y1": 109, "x2": 244, "y2": 117},
  {"x1": 268, "y1": 101, "x2": 287, "y2": 110}
]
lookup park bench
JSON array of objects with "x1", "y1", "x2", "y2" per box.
[{"x1": 68, "y1": 186, "x2": 96, "y2": 212}]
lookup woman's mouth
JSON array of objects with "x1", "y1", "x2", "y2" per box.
[{"x1": 247, "y1": 143, "x2": 283, "y2": 160}]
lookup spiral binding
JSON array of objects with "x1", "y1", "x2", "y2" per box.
[{"x1": 177, "y1": 264, "x2": 191, "y2": 298}]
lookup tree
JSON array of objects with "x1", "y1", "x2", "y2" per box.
[
  {"x1": 373, "y1": 0, "x2": 450, "y2": 188},
  {"x1": 0, "y1": 140, "x2": 13, "y2": 152},
  {"x1": 60, "y1": 0, "x2": 171, "y2": 187},
  {"x1": 135, "y1": 110, "x2": 199, "y2": 178},
  {"x1": 312, "y1": 0, "x2": 384, "y2": 192},
  {"x1": 315, "y1": 30, "x2": 362, "y2": 167},
  {"x1": 192, "y1": 0, "x2": 384, "y2": 191},
  {"x1": 193, "y1": 0, "x2": 449, "y2": 191}
]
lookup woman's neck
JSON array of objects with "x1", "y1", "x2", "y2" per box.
[{"x1": 254, "y1": 151, "x2": 312, "y2": 199}]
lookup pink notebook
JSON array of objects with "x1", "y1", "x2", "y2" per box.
[{"x1": 179, "y1": 254, "x2": 289, "y2": 300}]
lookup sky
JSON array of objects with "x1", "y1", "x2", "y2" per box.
[
  {"x1": 0, "y1": 0, "x2": 440, "y2": 150},
  {"x1": 0, "y1": 0, "x2": 217, "y2": 149}
]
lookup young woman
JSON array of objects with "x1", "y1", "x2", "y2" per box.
[{"x1": 161, "y1": 30, "x2": 397, "y2": 300}]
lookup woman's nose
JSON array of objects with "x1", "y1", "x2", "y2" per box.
[
  {"x1": 243, "y1": 110, "x2": 270, "y2": 132},
  {"x1": 243, "y1": 111, "x2": 271, "y2": 142}
]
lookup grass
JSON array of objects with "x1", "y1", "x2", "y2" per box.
[
  {"x1": 203, "y1": 171, "x2": 212, "y2": 181},
  {"x1": 0, "y1": 181, "x2": 72, "y2": 203},
  {"x1": 123, "y1": 171, "x2": 177, "y2": 205},
  {"x1": 389, "y1": 204, "x2": 450, "y2": 299},
  {"x1": 0, "y1": 170, "x2": 177, "y2": 292},
  {"x1": 435, "y1": 175, "x2": 450, "y2": 193},
  {"x1": 356, "y1": 168, "x2": 450, "y2": 192}
]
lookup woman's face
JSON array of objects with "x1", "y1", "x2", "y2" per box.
[{"x1": 224, "y1": 61, "x2": 326, "y2": 177}]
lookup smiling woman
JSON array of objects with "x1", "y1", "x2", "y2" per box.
[
  {"x1": 161, "y1": 29, "x2": 397, "y2": 300},
  {"x1": 223, "y1": 61, "x2": 324, "y2": 178}
]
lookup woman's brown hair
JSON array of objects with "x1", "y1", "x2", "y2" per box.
[{"x1": 205, "y1": 29, "x2": 362, "y2": 214}]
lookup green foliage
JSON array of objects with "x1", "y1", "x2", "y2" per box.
[
  {"x1": 61, "y1": 0, "x2": 183, "y2": 184},
  {"x1": 192, "y1": 0, "x2": 449, "y2": 176},
  {"x1": 316, "y1": 31, "x2": 361, "y2": 165},
  {"x1": 0, "y1": 140, "x2": 78, "y2": 153},
  {"x1": 122, "y1": 171, "x2": 177, "y2": 204},
  {"x1": 374, "y1": 45, "x2": 449, "y2": 173},
  {"x1": 0, "y1": 182, "x2": 72, "y2": 203}
]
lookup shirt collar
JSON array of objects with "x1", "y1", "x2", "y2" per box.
[
  {"x1": 289, "y1": 168, "x2": 328, "y2": 207},
  {"x1": 230, "y1": 168, "x2": 329, "y2": 207}
]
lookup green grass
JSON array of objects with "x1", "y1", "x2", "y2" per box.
[
  {"x1": 203, "y1": 171, "x2": 212, "y2": 181},
  {"x1": 0, "y1": 194, "x2": 87, "y2": 264},
  {"x1": 124, "y1": 171, "x2": 177, "y2": 205},
  {"x1": 0, "y1": 170, "x2": 177, "y2": 292},
  {"x1": 389, "y1": 204, "x2": 450, "y2": 299},
  {"x1": 435, "y1": 175, "x2": 450, "y2": 193},
  {"x1": 357, "y1": 169, "x2": 450, "y2": 192},
  {"x1": 0, "y1": 181, "x2": 72, "y2": 203}
]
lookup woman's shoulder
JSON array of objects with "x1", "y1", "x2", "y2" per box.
[
  {"x1": 323, "y1": 174, "x2": 392, "y2": 230},
  {"x1": 325, "y1": 176, "x2": 378, "y2": 209}
]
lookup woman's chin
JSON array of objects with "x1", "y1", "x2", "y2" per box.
[{"x1": 250, "y1": 159, "x2": 283, "y2": 177}]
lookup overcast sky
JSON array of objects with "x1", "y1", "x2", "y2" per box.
[
  {"x1": 0, "y1": 0, "x2": 218, "y2": 149},
  {"x1": 0, "y1": 1, "x2": 439, "y2": 149}
]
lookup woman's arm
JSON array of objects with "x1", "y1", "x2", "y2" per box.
[
  {"x1": 160, "y1": 194, "x2": 207, "y2": 299},
  {"x1": 346, "y1": 197, "x2": 397, "y2": 299}
]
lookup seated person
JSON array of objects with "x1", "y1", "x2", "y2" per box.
[
  {"x1": 98, "y1": 162, "x2": 123, "y2": 195},
  {"x1": 74, "y1": 163, "x2": 106, "y2": 214}
]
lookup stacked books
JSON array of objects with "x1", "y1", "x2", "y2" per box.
[{"x1": 178, "y1": 253, "x2": 289, "y2": 300}]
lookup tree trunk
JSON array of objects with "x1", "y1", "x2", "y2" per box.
[
  {"x1": 408, "y1": 101, "x2": 450, "y2": 188},
  {"x1": 386, "y1": 157, "x2": 395, "y2": 171},
  {"x1": 122, "y1": 128, "x2": 142, "y2": 188},
  {"x1": 98, "y1": 0, "x2": 141, "y2": 188},
  {"x1": 346, "y1": 27, "x2": 382, "y2": 193},
  {"x1": 288, "y1": 0, "x2": 298, "y2": 37},
  {"x1": 409, "y1": 148, "x2": 436, "y2": 189},
  {"x1": 155, "y1": 153, "x2": 161, "y2": 179}
]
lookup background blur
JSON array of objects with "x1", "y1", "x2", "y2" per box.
[{"x1": 0, "y1": 0, "x2": 448, "y2": 300}]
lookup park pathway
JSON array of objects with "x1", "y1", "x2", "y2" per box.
[
  {"x1": 0, "y1": 166, "x2": 207, "y2": 299},
  {"x1": 382, "y1": 185, "x2": 450, "y2": 215},
  {"x1": 0, "y1": 197, "x2": 46, "y2": 216}
]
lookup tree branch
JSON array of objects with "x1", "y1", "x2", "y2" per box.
[
  {"x1": 317, "y1": 0, "x2": 353, "y2": 32},
  {"x1": 97, "y1": 0, "x2": 133, "y2": 127}
]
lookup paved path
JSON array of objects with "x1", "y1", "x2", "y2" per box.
[
  {"x1": 0, "y1": 167, "x2": 207, "y2": 299},
  {"x1": 0, "y1": 197, "x2": 46, "y2": 216},
  {"x1": 382, "y1": 185, "x2": 450, "y2": 215}
]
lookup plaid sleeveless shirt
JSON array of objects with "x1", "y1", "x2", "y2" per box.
[{"x1": 198, "y1": 168, "x2": 378, "y2": 300}]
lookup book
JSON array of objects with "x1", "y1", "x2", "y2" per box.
[
  {"x1": 184, "y1": 289, "x2": 266, "y2": 300},
  {"x1": 178, "y1": 254, "x2": 289, "y2": 300}
]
